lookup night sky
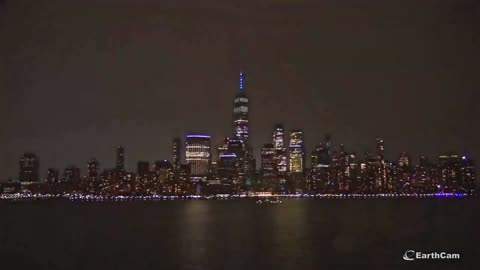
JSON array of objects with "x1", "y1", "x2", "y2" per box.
[{"x1": 1, "y1": 0, "x2": 479, "y2": 180}]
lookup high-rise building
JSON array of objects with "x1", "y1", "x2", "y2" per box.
[
  {"x1": 438, "y1": 153, "x2": 462, "y2": 192},
  {"x1": 288, "y1": 130, "x2": 305, "y2": 173},
  {"x1": 62, "y1": 166, "x2": 80, "y2": 183},
  {"x1": 19, "y1": 153, "x2": 39, "y2": 182},
  {"x1": 153, "y1": 160, "x2": 174, "y2": 184},
  {"x1": 217, "y1": 137, "x2": 230, "y2": 160},
  {"x1": 261, "y1": 144, "x2": 277, "y2": 178},
  {"x1": 217, "y1": 153, "x2": 238, "y2": 182},
  {"x1": 414, "y1": 156, "x2": 433, "y2": 193},
  {"x1": 137, "y1": 161, "x2": 150, "y2": 177},
  {"x1": 375, "y1": 138, "x2": 386, "y2": 190},
  {"x1": 261, "y1": 143, "x2": 277, "y2": 191},
  {"x1": 172, "y1": 138, "x2": 181, "y2": 170},
  {"x1": 311, "y1": 143, "x2": 330, "y2": 169},
  {"x1": 179, "y1": 164, "x2": 191, "y2": 182},
  {"x1": 310, "y1": 143, "x2": 332, "y2": 193},
  {"x1": 116, "y1": 146, "x2": 125, "y2": 171},
  {"x1": 398, "y1": 152, "x2": 410, "y2": 168},
  {"x1": 325, "y1": 134, "x2": 332, "y2": 158},
  {"x1": 460, "y1": 156, "x2": 476, "y2": 194},
  {"x1": 87, "y1": 158, "x2": 100, "y2": 178},
  {"x1": 233, "y1": 72, "x2": 249, "y2": 143},
  {"x1": 397, "y1": 152, "x2": 412, "y2": 192},
  {"x1": 227, "y1": 138, "x2": 246, "y2": 181},
  {"x1": 272, "y1": 124, "x2": 287, "y2": 173},
  {"x1": 45, "y1": 168, "x2": 59, "y2": 184},
  {"x1": 364, "y1": 152, "x2": 377, "y2": 193},
  {"x1": 376, "y1": 138, "x2": 384, "y2": 161},
  {"x1": 186, "y1": 134, "x2": 211, "y2": 177}
]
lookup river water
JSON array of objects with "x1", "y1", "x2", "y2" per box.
[{"x1": 1, "y1": 198, "x2": 478, "y2": 270}]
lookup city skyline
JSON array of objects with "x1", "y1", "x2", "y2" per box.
[
  {"x1": 4, "y1": 70, "x2": 476, "y2": 182},
  {"x1": 1, "y1": 1, "x2": 479, "y2": 180},
  {"x1": 0, "y1": 68, "x2": 478, "y2": 182}
]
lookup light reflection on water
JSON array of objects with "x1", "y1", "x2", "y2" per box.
[{"x1": 0, "y1": 199, "x2": 477, "y2": 270}]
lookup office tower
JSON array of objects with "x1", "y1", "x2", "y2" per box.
[
  {"x1": 310, "y1": 143, "x2": 332, "y2": 193},
  {"x1": 217, "y1": 153, "x2": 238, "y2": 182},
  {"x1": 87, "y1": 158, "x2": 100, "y2": 178},
  {"x1": 460, "y1": 156, "x2": 476, "y2": 194},
  {"x1": 116, "y1": 146, "x2": 125, "y2": 171},
  {"x1": 233, "y1": 72, "x2": 249, "y2": 143},
  {"x1": 397, "y1": 152, "x2": 412, "y2": 192},
  {"x1": 376, "y1": 138, "x2": 384, "y2": 160},
  {"x1": 385, "y1": 161, "x2": 397, "y2": 192},
  {"x1": 398, "y1": 152, "x2": 411, "y2": 168},
  {"x1": 288, "y1": 130, "x2": 305, "y2": 173},
  {"x1": 19, "y1": 153, "x2": 39, "y2": 182},
  {"x1": 347, "y1": 153, "x2": 361, "y2": 193},
  {"x1": 325, "y1": 134, "x2": 332, "y2": 158},
  {"x1": 438, "y1": 153, "x2": 462, "y2": 192},
  {"x1": 311, "y1": 143, "x2": 330, "y2": 170},
  {"x1": 217, "y1": 137, "x2": 230, "y2": 160},
  {"x1": 261, "y1": 143, "x2": 277, "y2": 191},
  {"x1": 261, "y1": 144, "x2": 277, "y2": 178},
  {"x1": 45, "y1": 168, "x2": 59, "y2": 184},
  {"x1": 137, "y1": 161, "x2": 150, "y2": 177},
  {"x1": 273, "y1": 124, "x2": 285, "y2": 149},
  {"x1": 179, "y1": 164, "x2": 191, "y2": 182},
  {"x1": 414, "y1": 156, "x2": 433, "y2": 193},
  {"x1": 172, "y1": 138, "x2": 181, "y2": 170},
  {"x1": 227, "y1": 138, "x2": 245, "y2": 170},
  {"x1": 364, "y1": 152, "x2": 377, "y2": 193},
  {"x1": 62, "y1": 166, "x2": 81, "y2": 183},
  {"x1": 177, "y1": 164, "x2": 192, "y2": 194},
  {"x1": 232, "y1": 71, "x2": 255, "y2": 187},
  {"x1": 336, "y1": 144, "x2": 348, "y2": 192},
  {"x1": 375, "y1": 138, "x2": 386, "y2": 190},
  {"x1": 186, "y1": 134, "x2": 211, "y2": 178},
  {"x1": 272, "y1": 124, "x2": 287, "y2": 173},
  {"x1": 153, "y1": 160, "x2": 174, "y2": 184}
]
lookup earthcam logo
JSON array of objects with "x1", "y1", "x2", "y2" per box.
[{"x1": 403, "y1": 250, "x2": 460, "y2": 261}]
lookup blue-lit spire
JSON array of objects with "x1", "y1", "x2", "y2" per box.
[{"x1": 239, "y1": 71, "x2": 244, "y2": 91}]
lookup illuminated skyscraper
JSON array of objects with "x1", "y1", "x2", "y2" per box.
[
  {"x1": 311, "y1": 143, "x2": 330, "y2": 169},
  {"x1": 227, "y1": 138, "x2": 246, "y2": 179},
  {"x1": 186, "y1": 134, "x2": 211, "y2": 177},
  {"x1": 272, "y1": 124, "x2": 287, "y2": 173},
  {"x1": 45, "y1": 168, "x2": 59, "y2": 184},
  {"x1": 310, "y1": 143, "x2": 331, "y2": 193},
  {"x1": 62, "y1": 166, "x2": 80, "y2": 183},
  {"x1": 233, "y1": 72, "x2": 249, "y2": 142},
  {"x1": 172, "y1": 138, "x2": 181, "y2": 170},
  {"x1": 116, "y1": 146, "x2": 124, "y2": 171},
  {"x1": 87, "y1": 158, "x2": 100, "y2": 178},
  {"x1": 375, "y1": 138, "x2": 386, "y2": 190},
  {"x1": 376, "y1": 138, "x2": 385, "y2": 161},
  {"x1": 325, "y1": 134, "x2": 332, "y2": 158},
  {"x1": 289, "y1": 130, "x2": 305, "y2": 173},
  {"x1": 415, "y1": 155, "x2": 433, "y2": 192},
  {"x1": 153, "y1": 160, "x2": 174, "y2": 184},
  {"x1": 460, "y1": 156, "x2": 476, "y2": 194},
  {"x1": 397, "y1": 152, "x2": 412, "y2": 192},
  {"x1": 217, "y1": 137, "x2": 230, "y2": 160},
  {"x1": 398, "y1": 152, "x2": 411, "y2": 168},
  {"x1": 438, "y1": 153, "x2": 464, "y2": 192},
  {"x1": 261, "y1": 144, "x2": 277, "y2": 178},
  {"x1": 217, "y1": 153, "x2": 238, "y2": 182},
  {"x1": 19, "y1": 153, "x2": 39, "y2": 182}
]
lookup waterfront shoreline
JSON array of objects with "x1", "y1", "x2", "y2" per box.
[{"x1": 0, "y1": 192, "x2": 471, "y2": 202}]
